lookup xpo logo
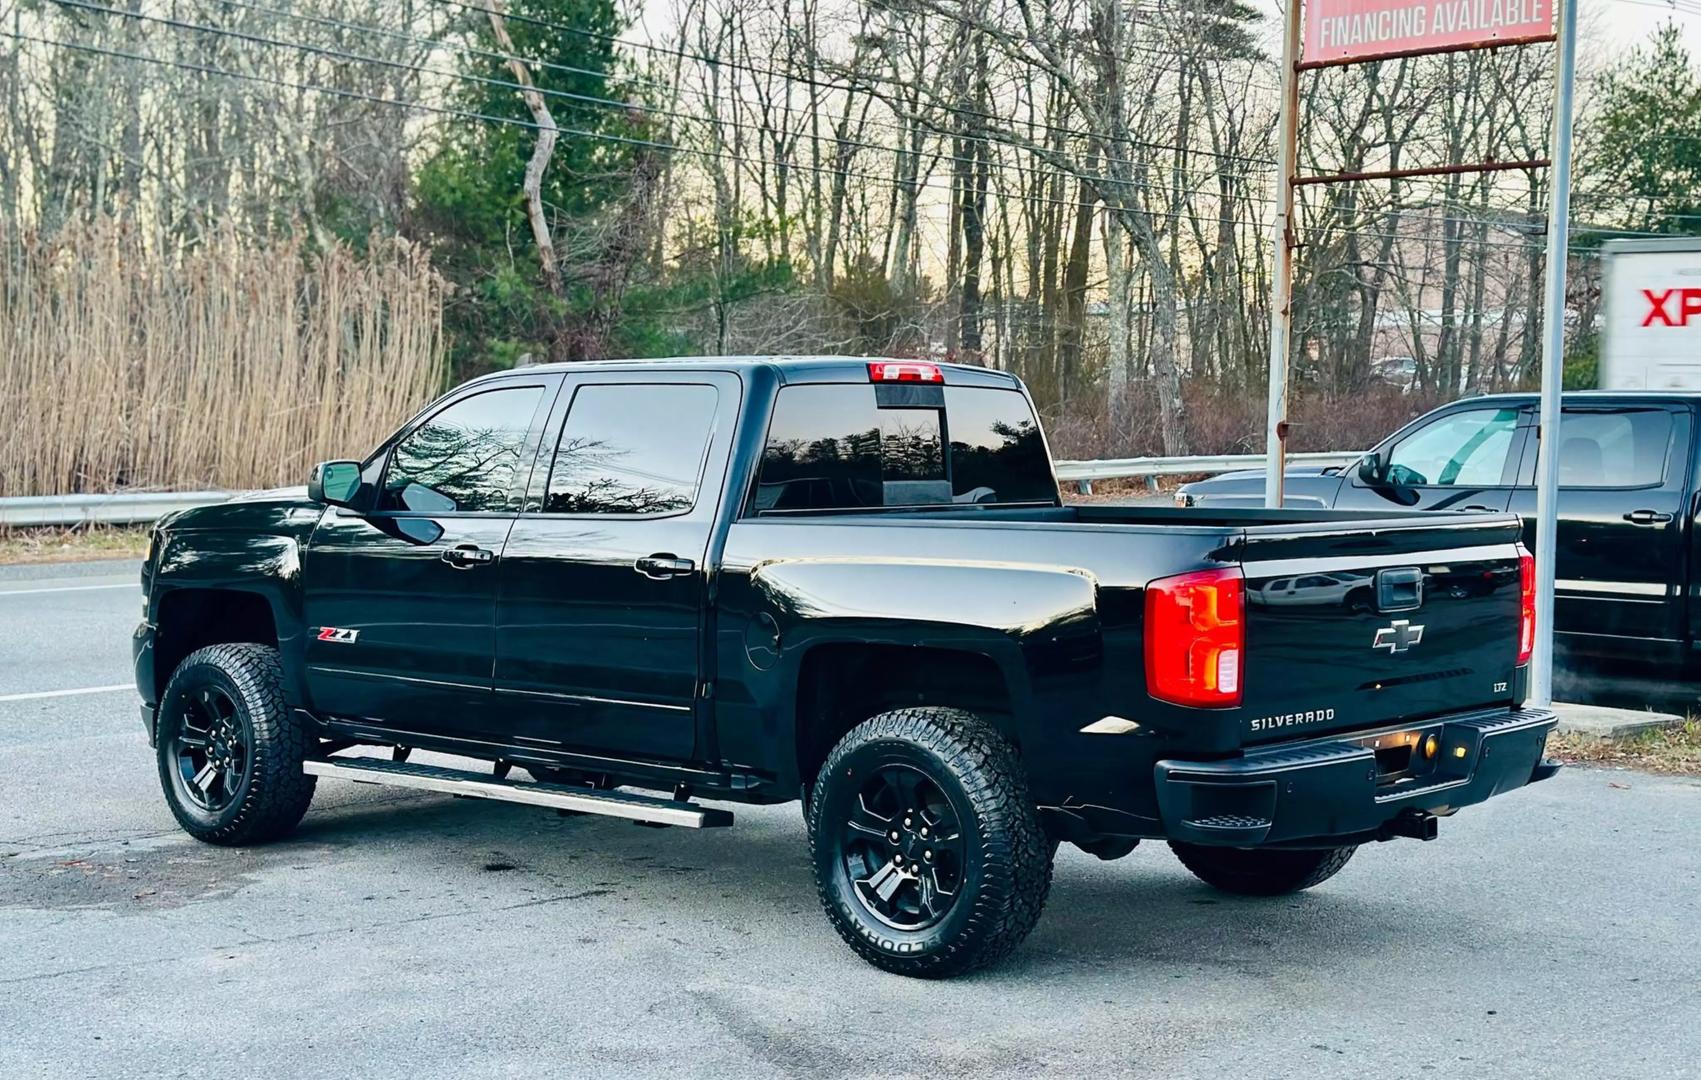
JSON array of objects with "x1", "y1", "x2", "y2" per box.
[{"x1": 1642, "y1": 287, "x2": 1701, "y2": 327}]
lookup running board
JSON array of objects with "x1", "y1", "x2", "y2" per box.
[{"x1": 302, "y1": 757, "x2": 733, "y2": 828}]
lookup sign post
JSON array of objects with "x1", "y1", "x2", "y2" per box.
[
  {"x1": 1528, "y1": 0, "x2": 1579, "y2": 707},
  {"x1": 1266, "y1": 0, "x2": 1557, "y2": 510},
  {"x1": 1263, "y1": 0, "x2": 1304, "y2": 509}
]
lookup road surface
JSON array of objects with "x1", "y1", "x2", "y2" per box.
[{"x1": 1, "y1": 560, "x2": 1696, "y2": 1079}]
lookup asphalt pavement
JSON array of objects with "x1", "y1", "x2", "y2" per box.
[{"x1": 2, "y1": 559, "x2": 1697, "y2": 1079}]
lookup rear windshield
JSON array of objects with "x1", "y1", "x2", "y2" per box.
[{"x1": 751, "y1": 383, "x2": 1057, "y2": 513}]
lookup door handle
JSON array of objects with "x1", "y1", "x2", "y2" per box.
[
  {"x1": 1623, "y1": 509, "x2": 1674, "y2": 526},
  {"x1": 441, "y1": 544, "x2": 495, "y2": 568},
  {"x1": 634, "y1": 554, "x2": 696, "y2": 580},
  {"x1": 1460, "y1": 504, "x2": 1498, "y2": 513}
]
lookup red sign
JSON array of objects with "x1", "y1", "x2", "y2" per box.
[
  {"x1": 1304, "y1": 0, "x2": 1554, "y2": 64},
  {"x1": 1642, "y1": 288, "x2": 1701, "y2": 328}
]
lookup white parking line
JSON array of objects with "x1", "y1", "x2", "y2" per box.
[
  {"x1": 0, "y1": 582, "x2": 137, "y2": 597},
  {"x1": 0, "y1": 684, "x2": 134, "y2": 703}
]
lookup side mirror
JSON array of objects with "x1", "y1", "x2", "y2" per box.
[
  {"x1": 1356, "y1": 451, "x2": 1387, "y2": 487},
  {"x1": 308, "y1": 460, "x2": 364, "y2": 508}
]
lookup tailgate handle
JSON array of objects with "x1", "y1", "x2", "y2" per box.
[{"x1": 1376, "y1": 567, "x2": 1424, "y2": 613}]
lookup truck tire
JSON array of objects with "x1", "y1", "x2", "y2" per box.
[
  {"x1": 1168, "y1": 842, "x2": 1357, "y2": 896},
  {"x1": 156, "y1": 644, "x2": 316, "y2": 846},
  {"x1": 808, "y1": 707, "x2": 1053, "y2": 978}
]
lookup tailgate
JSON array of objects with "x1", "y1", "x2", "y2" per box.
[{"x1": 1232, "y1": 513, "x2": 1524, "y2": 744}]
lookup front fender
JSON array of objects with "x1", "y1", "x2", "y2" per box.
[{"x1": 149, "y1": 529, "x2": 309, "y2": 700}]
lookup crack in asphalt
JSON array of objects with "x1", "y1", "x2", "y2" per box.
[{"x1": 0, "y1": 887, "x2": 620, "y2": 986}]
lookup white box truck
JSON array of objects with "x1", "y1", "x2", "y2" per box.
[{"x1": 1599, "y1": 237, "x2": 1701, "y2": 389}]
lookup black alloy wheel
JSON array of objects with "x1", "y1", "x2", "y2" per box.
[
  {"x1": 155, "y1": 643, "x2": 316, "y2": 846},
  {"x1": 809, "y1": 707, "x2": 1054, "y2": 978},
  {"x1": 170, "y1": 684, "x2": 251, "y2": 812},
  {"x1": 840, "y1": 764, "x2": 967, "y2": 931}
]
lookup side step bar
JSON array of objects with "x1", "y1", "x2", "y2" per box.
[{"x1": 302, "y1": 757, "x2": 734, "y2": 828}]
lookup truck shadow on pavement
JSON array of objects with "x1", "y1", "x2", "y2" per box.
[
  {"x1": 4, "y1": 786, "x2": 1538, "y2": 987},
  {"x1": 283, "y1": 791, "x2": 1527, "y2": 983}
]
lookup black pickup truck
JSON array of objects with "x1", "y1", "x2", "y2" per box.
[
  {"x1": 1178, "y1": 391, "x2": 1699, "y2": 669},
  {"x1": 135, "y1": 357, "x2": 1557, "y2": 977}
]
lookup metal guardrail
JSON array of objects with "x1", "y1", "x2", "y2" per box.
[
  {"x1": 0, "y1": 450, "x2": 1363, "y2": 525},
  {"x1": 1053, "y1": 451, "x2": 1362, "y2": 493},
  {"x1": 0, "y1": 491, "x2": 233, "y2": 528}
]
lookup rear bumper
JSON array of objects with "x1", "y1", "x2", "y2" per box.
[{"x1": 1153, "y1": 706, "x2": 1557, "y2": 847}]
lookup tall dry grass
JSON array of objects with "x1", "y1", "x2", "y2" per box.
[{"x1": 1, "y1": 216, "x2": 446, "y2": 496}]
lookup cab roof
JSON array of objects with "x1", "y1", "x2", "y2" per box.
[
  {"x1": 475, "y1": 355, "x2": 1024, "y2": 389},
  {"x1": 1456, "y1": 389, "x2": 1701, "y2": 405}
]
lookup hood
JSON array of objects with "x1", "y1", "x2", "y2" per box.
[
  {"x1": 158, "y1": 486, "x2": 323, "y2": 534},
  {"x1": 1187, "y1": 465, "x2": 1341, "y2": 485}
]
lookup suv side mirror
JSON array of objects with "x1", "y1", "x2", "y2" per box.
[
  {"x1": 1356, "y1": 451, "x2": 1387, "y2": 487},
  {"x1": 309, "y1": 460, "x2": 364, "y2": 508}
]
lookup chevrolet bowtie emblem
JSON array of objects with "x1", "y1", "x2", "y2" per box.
[{"x1": 1373, "y1": 619, "x2": 1425, "y2": 654}]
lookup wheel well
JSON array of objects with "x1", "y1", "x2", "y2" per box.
[
  {"x1": 794, "y1": 644, "x2": 1014, "y2": 787},
  {"x1": 153, "y1": 588, "x2": 278, "y2": 696}
]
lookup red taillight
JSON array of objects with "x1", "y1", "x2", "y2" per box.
[
  {"x1": 867, "y1": 361, "x2": 943, "y2": 383},
  {"x1": 1517, "y1": 549, "x2": 1535, "y2": 666},
  {"x1": 1145, "y1": 567, "x2": 1244, "y2": 708}
]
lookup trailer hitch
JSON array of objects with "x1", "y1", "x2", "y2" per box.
[{"x1": 1378, "y1": 810, "x2": 1440, "y2": 842}]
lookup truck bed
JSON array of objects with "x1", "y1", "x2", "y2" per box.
[{"x1": 724, "y1": 503, "x2": 1527, "y2": 754}]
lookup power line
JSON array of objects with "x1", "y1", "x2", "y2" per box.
[
  {"x1": 1606, "y1": 0, "x2": 1701, "y2": 17},
  {"x1": 0, "y1": 28, "x2": 1282, "y2": 226},
  {"x1": 16, "y1": 24, "x2": 1671, "y2": 256},
  {"x1": 428, "y1": 0, "x2": 1282, "y2": 169},
  {"x1": 169, "y1": 0, "x2": 1168, "y2": 178},
  {"x1": 7, "y1": 26, "x2": 1602, "y2": 255},
  {"x1": 54, "y1": 0, "x2": 1275, "y2": 199}
]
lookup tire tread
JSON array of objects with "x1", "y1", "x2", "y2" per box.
[
  {"x1": 808, "y1": 707, "x2": 1052, "y2": 978},
  {"x1": 1168, "y1": 840, "x2": 1356, "y2": 896},
  {"x1": 158, "y1": 643, "x2": 315, "y2": 846}
]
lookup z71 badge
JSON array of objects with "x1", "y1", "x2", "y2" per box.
[{"x1": 315, "y1": 626, "x2": 359, "y2": 643}]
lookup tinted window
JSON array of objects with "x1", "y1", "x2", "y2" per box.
[
  {"x1": 379, "y1": 385, "x2": 543, "y2": 513},
  {"x1": 1558, "y1": 409, "x2": 1673, "y2": 488},
  {"x1": 546, "y1": 384, "x2": 718, "y2": 514},
  {"x1": 1387, "y1": 408, "x2": 1519, "y2": 487},
  {"x1": 753, "y1": 384, "x2": 1055, "y2": 512}
]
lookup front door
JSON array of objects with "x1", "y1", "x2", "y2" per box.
[
  {"x1": 1508, "y1": 403, "x2": 1693, "y2": 648},
  {"x1": 495, "y1": 372, "x2": 741, "y2": 762},
  {"x1": 302, "y1": 378, "x2": 556, "y2": 739},
  {"x1": 1336, "y1": 403, "x2": 1527, "y2": 513}
]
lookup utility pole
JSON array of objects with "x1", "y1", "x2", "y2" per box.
[
  {"x1": 1263, "y1": 0, "x2": 1303, "y2": 509},
  {"x1": 1528, "y1": 0, "x2": 1579, "y2": 706}
]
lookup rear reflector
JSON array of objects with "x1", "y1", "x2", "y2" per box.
[
  {"x1": 1517, "y1": 548, "x2": 1535, "y2": 666},
  {"x1": 868, "y1": 361, "x2": 943, "y2": 383},
  {"x1": 1145, "y1": 567, "x2": 1245, "y2": 708}
]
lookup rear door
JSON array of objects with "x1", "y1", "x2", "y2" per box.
[
  {"x1": 1235, "y1": 515, "x2": 1525, "y2": 744},
  {"x1": 493, "y1": 372, "x2": 741, "y2": 762},
  {"x1": 303, "y1": 377, "x2": 556, "y2": 737},
  {"x1": 1335, "y1": 403, "x2": 1528, "y2": 513},
  {"x1": 1508, "y1": 402, "x2": 1692, "y2": 647}
]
